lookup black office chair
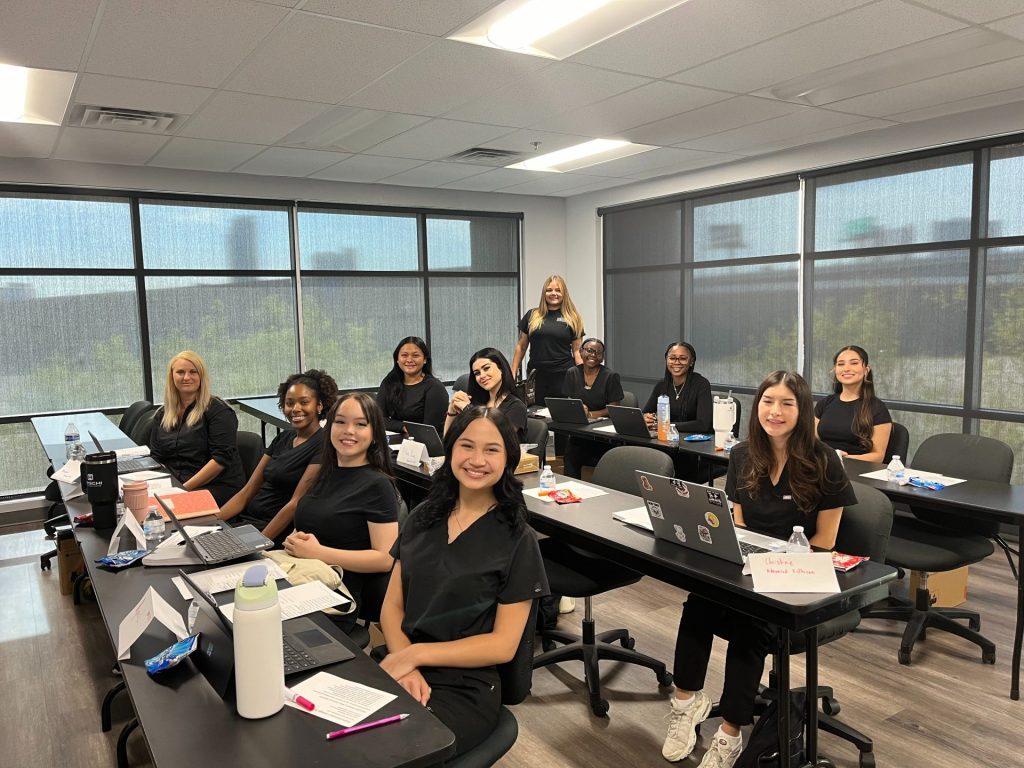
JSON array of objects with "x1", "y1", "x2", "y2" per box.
[
  {"x1": 533, "y1": 446, "x2": 674, "y2": 716},
  {"x1": 526, "y1": 417, "x2": 548, "y2": 462},
  {"x1": 119, "y1": 400, "x2": 153, "y2": 436},
  {"x1": 620, "y1": 391, "x2": 638, "y2": 408},
  {"x1": 884, "y1": 422, "x2": 910, "y2": 464},
  {"x1": 129, "y1": 408, "x2": 158, "y2": 445},
  {"x1": 453, "y1": 373, "x2": 472, "y2": 393},
  {"x1": 235, "y1": 431, "x2": 265, "y2": 480},
  {"x1": 860, "y1": 433, "x2": 1011, "y2": 665}
]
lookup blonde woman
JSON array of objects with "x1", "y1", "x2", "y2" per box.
[{"x1": 147, "y1": 350, "x2": 244, "y2": 505}]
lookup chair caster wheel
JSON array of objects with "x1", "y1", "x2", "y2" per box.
[
  {"x1": 859, "y1": 750, "x2": 876, "y2": 768},
  {"x1": 822, "y1": 696, "x2": 840, "y2": 716},
  {"x1": 969, "y1": 617, "x2": 981, "y2": 631},
  {"x1": 983, "y1": 649, "x2": 996, "y2": 664},
  {"x1": 898, "y1": 649, "x2": 912, "y2": 665},
  {"x1": 590, "y1": 699, "x2": 609, "y2": 717},
  {"x1": 620, "y1": 636, "x2": 635, "y2": 650},
  {"x1": 658, "y1": 671, "x2": 674, "y2": 687}
]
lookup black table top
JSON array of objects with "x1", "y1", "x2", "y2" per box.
[{"x1": 543, "y1": 417, "x2": 730, "y2": 465}]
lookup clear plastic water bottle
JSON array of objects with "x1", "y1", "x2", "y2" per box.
[
  {"x1": 886, "y1": 455, "x2": 906, "y2": 484},
  {"x1": 786, "y1": 525, "x2": 811, "y2": 553},
  {"x1": 70, "y1": 441, "x2": 87, "y2": 462},
  {"x1": 64, "y1": 422, "x2": 80, "y2": 459},
  {"x1": 143, "y1": 508, "x2": 165, "y2": 548},
  {"x1": 657, "y1": 394, "x2": 670, "y2": 441},
  {"x1": 668, "y1": 424, "x2": 679, "y2": 445},
  {"x1": 539, "y1": 464, "x2": 557, "y2": 501},
  {"x1": 724, "y1": 432, "x2": 736, "y2": 452}
]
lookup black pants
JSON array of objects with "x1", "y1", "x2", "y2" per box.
[
  {"x1": 672, "y1": 594, "x2": 776, "y2": 726},
  {"x1": 562, "y1": 437, "x2": 612, "y2": 479},
  {"x1": 422, "y1": 666, "x2": 501, "y2": 758},
  {"x1": 532, "y1": 367, "x2": 570, "y2": 455}
]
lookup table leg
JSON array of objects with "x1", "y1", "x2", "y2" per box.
[
  {"x1": 1013, "y1": 522, "x2": 1023, "y2": 700},
  {"x1": 778, "y1": 630, "x2": 792, "y2": 768},
  {"x1": 804, "y1": 626, "x2": 820, "y2": 763}
]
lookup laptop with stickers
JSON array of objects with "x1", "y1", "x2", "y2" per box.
[{"x1": 634, "y1": 471, "x2": 786, "y2": 565}]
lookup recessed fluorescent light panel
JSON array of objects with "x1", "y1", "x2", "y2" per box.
[
  {"x1": 0, "y1": 64, "x2": 77, "y2": 125},
  {"x1": 507, "y1": 139, "x2": 657, "y2": 172},
  {"x1": 449, "y1": 0, "x2": 693, "y2": 60}
]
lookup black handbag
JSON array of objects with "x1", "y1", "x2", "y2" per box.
[{"x1": 516, "y1": 369, "x2": 537, "y2": 407}]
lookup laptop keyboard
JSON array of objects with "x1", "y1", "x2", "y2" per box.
[
  {"x1": 195, "y1": 531, "x2": 249, "y2": 561},
  {"x1": 739, "y1": 540, "x2": 771, "y2": 556},
  {"x1": 283, "y1": 637, "x2": 318, "y2": 675},
  {"x1": 117, "y1": 456, "x2": 161, "y2": 473}
]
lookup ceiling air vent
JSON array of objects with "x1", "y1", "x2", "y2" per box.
[
  {"x1": 68, "y1": 104, "x2": 181, "y2": 133},
  {"x1": 445, "y1": 147, "x2": 524, "y2": 166}
]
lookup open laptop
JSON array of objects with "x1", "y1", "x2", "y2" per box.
[
  {"x1": 403, "y1": 421, "x2": 445, "y2": 457},
  {"x1": 154, "y1": 493, "x2": 273, "y2": 566},
  {"x1": 634, "y1": 471, "x2": 786, "y2": 565},
  {"x1": 546, "y1": 397, "x2": 603, "y2": 425},
  {"x1": 607, "y1": 405, "x2": 657, "y2": 439},
  {"x1": 89, "y1": 431, "x2": 162, "y2": 473},
  {"x1": 179, "y1": 570, "x2": 354, "y2": 697}
]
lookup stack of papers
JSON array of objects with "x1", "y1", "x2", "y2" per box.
[
  {"x1": 523, "y1": 481, "x2": 607, "y2": 500},
  {"x1": 612, "y1": 506, "x2": 654, "y2": 531}
]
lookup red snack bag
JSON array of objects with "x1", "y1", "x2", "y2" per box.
[{"x1": 549, "y1": 489, "x2": 582, "y2": 504}]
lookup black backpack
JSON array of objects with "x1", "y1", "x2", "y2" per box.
[{"x1": 734, "y1": 691, "x2": 806, "y2": 768}]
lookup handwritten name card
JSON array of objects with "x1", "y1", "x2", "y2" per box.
[{"x1": 748, "y1": 552, "x2": 840, "y2": 593}]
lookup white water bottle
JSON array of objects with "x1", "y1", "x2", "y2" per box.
[
  {"x1": 886, "y1": 455, "x2": 906, "y2": 484},
  {"x1": 786, "y1": 526, "x2": 811, "y2": 553},
  {"x1": 234, "y1": 564, "x2": 284, "y2": 719},
  {"x1": 539, "y1": 464, "x2": 557, "y2": 500},
  {"x1": 657, "y1": 394, "x2": 670, "y2": 441}
]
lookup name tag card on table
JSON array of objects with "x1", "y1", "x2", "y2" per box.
[
  {"x1": 117, "y1": 586, "x2": 189, "y2": 660},
  {"x1": 748, "y1": 552, "x2": 840, "y2": 593}
]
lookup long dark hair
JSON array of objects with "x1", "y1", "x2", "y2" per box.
[
  {"x1": 276, "y1": 369, "x2": 339, "y2": 415},
  {"x1": 830, "y1": 345, "x2": 878, "y2": 453},
  {"x1": 312, "y1": 392, "x2": 394, "y2": 492},
  {"x1": 466, "y1": 347, "x2": 517, "y2": 405},
  {"x1": 741, "y1": 371, "x2": 846, "y2": 514},
  {"x1": 379, "y1": 336, "x2": 435, "y2": 418},
  {"x1": 413, "y1": 406, "x2": 527, "y2": 532}
]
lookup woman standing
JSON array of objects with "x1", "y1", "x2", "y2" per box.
[
  {"x1": 283, "y1": 392, "x2": 399, "y2": 631},
  {"x1": 662, "y1": 371, "x2": 855, "y2": 767},
  {"x1": 814, "y1": 345, "x2": 892, "y2": 463},
  {"x1": 218, "y1": 370, "x2": 338, "y2": 543},
  {"x1": 148, "y1": 350, "x2": 245, "y2": 506},
  {"x1": 562, "y1": 338, "x2": 624, "y2": 478},
  {"x1": 380, "y1": 407, "x2": 548, "y2": 758},
  {"x1": 376, "y1": 336, "x2": 448, "y2": 434},
  {"x1": 445, "y1": 348, "x2": 528, "y2": 441}
]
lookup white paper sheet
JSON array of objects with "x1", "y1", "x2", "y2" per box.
[
  {"x1": 52, "y1": 460, "x2": 82, "y2": 484},
  {"x1": 107, "y1": 508, "x2": 148, "y2": 554},
  {"x1": 119, "y1": 469, "x2": 170, "y2": 481},
  {"x1": 748, "y1": 552, "x2": 840, "y2": 594},
  {"x1": 591, "y1": 424, "x2": 619, "y2": 434},
  {"x1": 532, "y1": 407, "x2": 551, "y2": 418},
  {"x1": 170, "y1": 559, "x2": 288, "y2": 599},
  {"x1": 220, "y1": 580, "x2": 350, "y2": 623},
  {"x1": 523, "y1": 480, "x2": 607, "y2": 500},
  {"x1": 284, "y1": 671, "x2": 397, "y2": 727},
  {"x1": 116, "y1": 586, "x2": 189, "y2": 660},
  {"x1": 118, "y1": 475, "x2": 173, "y2": 493},
  {"x1": 114, "y1": 445, "x2": 152, "y2": 458},
  {"x1": 858, "y1": 468, "x2": 965, "y2": 486},
  {"x1": 612, "y1": 506, "x2": 654, "y2": 531}
]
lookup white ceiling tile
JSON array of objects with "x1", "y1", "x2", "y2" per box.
[
  {"x1": 367, "y1": 119, "x2": 512, "y2": 160},
  {"x1": 569, "y1": 0, "x2": 871, "y2": 77},
  {"x1": 0, "y1": 0, "x2": 101, "y2": 70},
  {"x1": 179, "y1": 92, "x2": 331, "y2": 144},
  {"x1": 495, "y1": 173, "x2": 619, "y2": 195},
  {"x1": 573, "y1": 147, "x2": 733, "y2": 178},
  {"x1": 444, "y1": 62, "x2": 650, "y2": 128},
  {"x1": 553, "y1": 178, "x2": 633, "y2": 197},
  {"x1": 147, "y1": 137, "x2": 264, "y2": 171},
  {"x1": 533, "y1": 81, "x2": 732, "y2": 137},
  {"x1": 75, "y1": 75, "x2": 214, "y2": 115},
  {"x1": 86, "y1": 0, "x2": 287, "y2": 87},
  {"x1": 302, "y1": 0, "x2": 502, "y2": 36},
  {"x1": 309, "y1": 154, "x2": 426, "y2": 182},
  {"x1": 484, "y1": 129, "x2": 597, "y2": 156},
  {"x1": 53, "y1": 127, "x2": 169, "y2": 165},
  {"x1": 884, "y1": 86, "x2": 1024, "y2": 123},
  {"x1": 624, "y1": 97, "x2": 800, "y2": 146},
  {"x1": 254, "y1": 0, "x2": 301, "y2": 5},
  {"x1": 342, "y1": 39, "x2": 548, "y2": 116},
  {"x1": 670, "y1": 0, "x2": 966, "y2": 93},
  {"x1": 734, "y1": 117, "x2": 894, "y2": 156},
  {"x1": 987, "y1": 13, "x2": 1024, "y2": 41},
  {"x1": 226, "y1": 13, "x2": 432, "y2": 104},
  {"x1": 913, "y1": 1, "x2": 1024, "y2": 23},
  {"x1": 439, "y1": 168, "x2": 540, "y2": 192},
  {"x1": 679, "y1": 108, "x2": 875, "y2": 152},
  {"x1": 0, "y1": 123, "x2": 60, "y2": 159},
  {"x1": 381, "y1": 161, "x2": 489, "y2": 187},
  {"x1": 234, "y1": 147, "x2": 352, "y2": 176}
]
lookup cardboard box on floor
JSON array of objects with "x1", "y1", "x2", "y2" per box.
[
  {"x1": 57, "y1": 535, "x2": 85, "y2": 596},
  {"x1": 910, "y1": 566, "x2": 969, "y2": 607}
]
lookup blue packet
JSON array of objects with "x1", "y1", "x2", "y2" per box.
[
  {"x1": 683, "y1": 434, "x2": 713, "y2": 442},
  {"x1": 908, "y1": 476, "x2": 945, "y2": 491},
  {"x1": 95, "y1": 549, "x2": 149, "y2": 569},
  {"x1": 145, "y1": 634, "x2": 200, "y2": 675}
]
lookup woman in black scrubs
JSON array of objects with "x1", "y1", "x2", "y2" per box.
[
  {"x1": 148, "y1": 350, "x2": 244, "y2": 506},
  {"x1": 376, "y1": 336, "x2": 448, "y2": 434},
  {"x1": 814, "y1": 345, "x2": 892, "y2": 463},
  {"x1": 662, "y1": 371, "x2": 854, "y2": 767},
  {"x1": 562, "y1": 337, "x2": 624, "y2": 478},
  {"x1": 218, "y1": 370, "x2": 338, "y2": 543},
  {"x1": 380, "y1": 407, "x2": 549, "y2": 758},
  {"x1": 444, "y1": 347, "x2": 527, "y2": 441},
  {"x1": 283, "y1": 392, "x2": 399, "y2": 630}
]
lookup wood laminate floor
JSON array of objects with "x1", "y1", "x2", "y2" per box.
[{"x1": 3, "y1": 527, "x2": 1021, "y2": 768}]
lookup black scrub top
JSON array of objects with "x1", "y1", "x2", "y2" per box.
[
  {"x1": 518, "y1": 310, "x2": 583, "y2": 372},
  {"x1": 496, "y1": 395, "x2": 528, "y2": 442},
  {"x1": 241, "y1": 428, "x2": 323, "y2": 527},
  {"x1": 563, "y1": 365, "x2": 624, "y2": 411},
  {"x1": 725, "y1": 443, "x2": 856, "y2": 541},
  {"x1": 814, "y1": 394, "x2": 892, "y2": 455},
  {"x1": 377, "y1": 377, "x2": 449, "y2": 434},
  {"x1": 642, "y1": 372, "x2": 713, "y2": 433}
]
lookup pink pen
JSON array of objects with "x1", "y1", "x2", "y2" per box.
[
  {"x1": 283, "y1": 687, "x2": 315, "y2": 712},
  {"x1": 326, "y1": 713, "x2": 409, "y2": 741}
]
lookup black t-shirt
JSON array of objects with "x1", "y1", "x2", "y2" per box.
[
  {"x1": 518, "y1": 310, "x2": 583, "y2": 372},
  {"x1": 242, "y1": 428, "x2": 323, "y2": 527},
  {"x1": 725, "y1": 443, "x2": 856, "y2": 541},
  {"x1": 376, "y1": 377, "x2": 448, "y2": 434},
  {"x1": 642, "y1": 372, "x2": 713, "y2": 433},
  {"x1": 497, "y1": 395, "x2": 528, "y2": 442},
  {"x1": 814, "y1": 394, "x2": 892, "y2": 455},
  {"x1": 563, "y1": 365, "x2": 624, "y2": 411},
  {"x1": 392, "y1": 508, "x2": 549, "y2": 646},
  {"x1": 294, "y1": 465, "x2": 399, "y2": 608}
]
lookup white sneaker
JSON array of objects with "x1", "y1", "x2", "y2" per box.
[
  {"x1": 558, "y1": 596, "x2": 576, "y2": 613},
  {"x1": 662, "y1": 691, "x2": 711, "y2": 762},
  {"x1": 697, "y1": 732, "x2": 741, "y2": 768}
]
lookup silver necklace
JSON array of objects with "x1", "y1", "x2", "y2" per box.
[{"x1": 673, "y1": 381, "x2": 685, "y2": 399}]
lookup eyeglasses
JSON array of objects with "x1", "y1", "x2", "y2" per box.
[
  {"x1": 581, "y1": 347, "x2": 604, "y2": 356},
  {"x1": 667, "y1": 356, "x2": 690, "y2": 364}
]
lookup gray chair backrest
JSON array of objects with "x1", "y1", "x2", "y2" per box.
[
  {"x1": 836, "y1": 482, "x2": 894, "y2": 562},
  {"x1": 885, "y1": 422, "x2": 910, "y2": 464},
  {"x1": 620, "y1": 391, "x2": 638, "y2": 408},
  {"x1": 591, "y1": 446, "x2": 674, "y2": 496},
  {"x1": 912, "y1": 433, "x2": 1013, "y2": 483},
  {"x1": 526, "y1": 418, "x2": 548, "y2": 460},
  {"x1": 130, "y1": 408, "x2": 158, "y2": 445},
  {"x1": 236, "y1": 431, "x2": 265, "y2": 480},
  {"x1": 120, "y1": 400, "x2": 153, "y2": 435},
  {"x1": 453, "y1": 373, "x2": 472, "y2": 393}
]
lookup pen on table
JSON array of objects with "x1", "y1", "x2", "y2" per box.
[
  {"x1": 284, "y1": 686, "x2": 315, "y2": 712},
  {"x1": 326, "y1": 713, "x2": 409, "y2": 741}
]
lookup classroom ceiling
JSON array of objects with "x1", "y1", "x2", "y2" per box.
[{"x1": 3, "y1": 0, "x2": 1024, "y2": 197}]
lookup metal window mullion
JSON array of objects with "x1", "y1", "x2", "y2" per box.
[
  {"x1": 290, "y1": 203, "x2": 305, "y2": 372},
  {"x1": 130, "y1": 197, "x2": 154, "y2": 404}
]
